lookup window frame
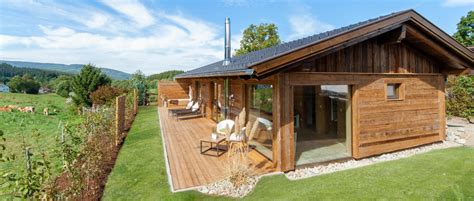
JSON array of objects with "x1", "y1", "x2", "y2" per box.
[{"x1": 385, "y1": 82, "x2": 404, "y2": 101}]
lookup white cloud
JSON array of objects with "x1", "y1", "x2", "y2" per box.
[
  {"x1": 84, "y1": 13, "x2": 109, "y2": 29},
  {"x1": 442, "y1": 0, "x2": 474, "y2": 6},
  {"x1": 100, "y1": 0, "x2": 155, "y2": 28},
  {"x1": 0, "y1": 1, "x2": 235, "y2": 75},
  {"x1": 0, "y1": 14, "x2": 225, "y2": 74},
  {"x1": 288, "y1": 13, "x2": 335, "y2": 40}
]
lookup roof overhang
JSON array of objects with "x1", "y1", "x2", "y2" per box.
[
  {"x1": 250, "y1": 10, "x2": 473, "y2": 78},
  {"x1": 175, "y1": 69, "x2": 254, "y2": 79}
]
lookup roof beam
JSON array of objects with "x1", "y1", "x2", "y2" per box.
[
  {"x1": 404, "y1": 24, "x2": 471, "y2": 70},
  {"x1": 378, "y1": 25, "x2": 406, "y2": 45}
]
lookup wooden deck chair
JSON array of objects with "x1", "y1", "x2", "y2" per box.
[
  {"x1": 168, "y1": 100, "x2": 194, "y2": 116},
  {"x1": 172, "y1": 99, "x2": 201, "y2": 117},
  {"x1": 175, "y1": 100, "x2": 206, "y2": 120}
]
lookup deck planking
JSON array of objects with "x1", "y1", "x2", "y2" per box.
[{"x1": 158, "y1": 107, "x2": 275, "y2": 191}]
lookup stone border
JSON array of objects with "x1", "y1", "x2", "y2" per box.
[
  {"x1": 197, "y1": 171, "x2": 283, "y2": 198},
  {"x1": 285, "y1": 141, "x2": 462, "y2": 180}
]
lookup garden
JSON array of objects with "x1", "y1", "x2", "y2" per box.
[{"x1": 0, "y1": 65, "x2": 142, "y2": 199}]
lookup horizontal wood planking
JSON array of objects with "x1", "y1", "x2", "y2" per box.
[
  {"x1": 289, "y1": 38, "x2": 440, "y2": 74},
  {"x1": 358, "y1": 134, "x2": 440, "y2": 157},
  {"x1": 157, "y1": 81, "x2": 191, "y2": 106},
  {"x1": 286, "y1": 73, "x2": 444, "y2": 159},
  {"x1": 355, "y1": 75, "x2": 443, "y2": 158}
]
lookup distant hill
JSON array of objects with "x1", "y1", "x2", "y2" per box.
[
  {"x1": 147, "y1": 70, "x2": 184, "y2": 80},
  {"x1": 0, "y1": 60, "x2": 131, "y2": 80}
]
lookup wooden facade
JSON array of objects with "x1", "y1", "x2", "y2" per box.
[{"x1": 160, "y1": 10, "x2": 473, "y2": 172}]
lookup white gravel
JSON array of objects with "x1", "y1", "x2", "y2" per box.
[
  {"x1": 197, "y1": 176, "x2": 259, "y2": 198},
  {"x1": 286, "y1": 141, "x2": 461, "y2": 180}
]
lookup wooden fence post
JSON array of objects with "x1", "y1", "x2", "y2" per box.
[
  {"x1": 157, "y1": 81, "x2": 160, "y2": 106},
  {"x1": 133, "y1": 89, "x2": 138, "y2": 115},
  {"x1": 115, "y1": 95, "x2": 125, "y2": 145}
]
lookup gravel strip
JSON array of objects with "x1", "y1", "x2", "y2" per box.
[
  {"x1": 286, "y1": 141, "x2": 461, "y2": 180},
  {"x1": 197, "y1": 176, "x2": 259, "y2": 198}
]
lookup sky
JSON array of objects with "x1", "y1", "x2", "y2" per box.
[{"x1": 0, "y1": 0, "x2": 472, "y2": 75}]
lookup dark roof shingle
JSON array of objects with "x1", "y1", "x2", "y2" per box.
[{"x1": 176, "y1": 10, "x2": 410, "y2": 79}]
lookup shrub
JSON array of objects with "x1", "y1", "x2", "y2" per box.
[
  {"x1": 53, "y1": 75, "x2": 73, "y2": 97},
  {"x1": 71, "y1": 64, "x2": 111, "y2": 107},
  {"x1": 90, "y1": 86, "x2": 126, "y2": 105},
  {"x1": 7, "y1": 75, "x2": 41, "y2": 94},
  {"x1": 446, "y1": 75, "x2": 474, "y2": 122}
]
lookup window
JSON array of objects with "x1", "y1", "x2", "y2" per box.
[
  {"x1": 247, "y1": 84, "x2": 273, "y2": 160},
  {"x1": 248, "y1": 84, "x2": 273, "y2": 114},
  {"x1": 386, "y1": 83, "x2": 402, "y2": 100}
]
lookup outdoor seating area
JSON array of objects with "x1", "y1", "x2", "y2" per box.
[{"x1": 158, "y1": 107, "x2": 275, "y2": 191}]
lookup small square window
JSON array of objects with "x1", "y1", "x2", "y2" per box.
[{"x1": 386, "y1": 83, "x2": 402, "y2": 100}]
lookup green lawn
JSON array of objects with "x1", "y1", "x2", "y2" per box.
[
  {"x1": 103, "y1": 106, "x2": 474, "y2": 200},
  {"x1": 0, "y1": 93, "x2": 81, "y2": 195}
]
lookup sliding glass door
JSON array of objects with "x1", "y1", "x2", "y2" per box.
[
  {"x1": 293, "y1": 85, "x2": 351, "y2": 165},
  {"x1": 247, "y1": 84, "x2": 273, "y2": 160}
]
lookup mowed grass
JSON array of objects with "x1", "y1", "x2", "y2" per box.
[
  {"x1": 0, "y1": 93, "x2": 81, "y2": 192},
  {"x1": 103, "y1": 106, "x2": 474, "y2": 200}
]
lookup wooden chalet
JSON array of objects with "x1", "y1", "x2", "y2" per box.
[{"x1": 158, "y1": 10, "x2": 474, "y2": 172}]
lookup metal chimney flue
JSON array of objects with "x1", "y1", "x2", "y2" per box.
[{"x1": 223, "y1": 17, "x2": 231, "y2": 65}]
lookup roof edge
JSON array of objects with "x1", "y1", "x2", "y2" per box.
[{"x1": 175, "y1": 69, "x2": 254, "y2": 79}]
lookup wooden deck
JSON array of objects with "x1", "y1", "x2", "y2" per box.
[{"x1": 158, "y1": 107, "x2": 275, "y2": 191}]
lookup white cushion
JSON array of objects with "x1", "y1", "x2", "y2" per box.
[
  {"x1": 216, "y1": 120, "x2": 235, "y2": 134},
  {"x1": 257, "y1": 117, "x2": 273, "y2": 131},
  {"x1": 191, "y1": 102, "x2": 200, "y2": 112},
  {"x1": 185, "y1": 101, "x2": 194, "y2": 109}
]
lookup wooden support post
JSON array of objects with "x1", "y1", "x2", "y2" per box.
[
  {"x1": 133, "y1": 89, "x2": 138, "y2": 115},
  {"x1": 438, "y1": 75, "x2": 446, "y2": 141},
  {"x1": 115, "y1": 95, "x2": 125, "y2": 145},
  {"x1": 274, "y1": 73, "x2": 295, "y2": 172}
]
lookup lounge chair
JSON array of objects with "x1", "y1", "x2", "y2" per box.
[
  {"x1": 174, "y1": 100, "x2": 205, "y2": 120},
  {"x1": 170, "y1": 99, "x2": 201, "y2": 116},
  {"x1": 168, "y1": 100, "x2": 194, "y2": 116}
]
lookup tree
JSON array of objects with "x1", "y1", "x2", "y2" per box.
[
  {"x1": 7, "y1": 74, "x2": 40, "y2": 94},
  {"x1": 7, "y1": 76, "x2": 23, "y2": 93},
  {"x1": 71, "y1": 64, "x2": 111, "y2": 107},
  {"x1": 453, "y1": 11, "x2": 473, "y2": 46},
  {"x1": 234, "y1": 23, "x2": 281, "y2": 56},
  {"x1": 147, "y1": 70, "x2": 184, "y2": 81},
  {"x1": 446, "y1": 75, "x2": 474, "y2": 122},
  {"x1": 90, "y1": 85, "x2": 126, "y2": 105},
  {"x1": 131, "y1": 70, "x2": 147, "y2": 105},
  {"x1": 53, "y1": 75, "x2": 73, "y2": 97}
]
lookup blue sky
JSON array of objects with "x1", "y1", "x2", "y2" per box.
[{"x1": 0, "y1": 0, "x2": 472, "y2": 74}]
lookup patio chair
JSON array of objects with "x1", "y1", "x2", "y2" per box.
[
  {"x1": 227, "y1": 119, "x2": 262, "y2": 157},
  {"x1": 227, "y1": 113, "x2": 249, "y2": 157},
  {"x1": 168, "y1": 100, "x2": 194, "y2": 116},
  {"x1": 216, "y1": 119, "x2": 235, "y2": 136},
  {"x1": 257, "y1": 117, "x2": 273, "y2": 139},
  {"x1": 245, "y1": 120, "x2": 261, "y2": 149}
]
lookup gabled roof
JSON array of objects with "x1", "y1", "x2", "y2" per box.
[{"x1": 176, "y1": 9, "x2": 473, "y2": 79}]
